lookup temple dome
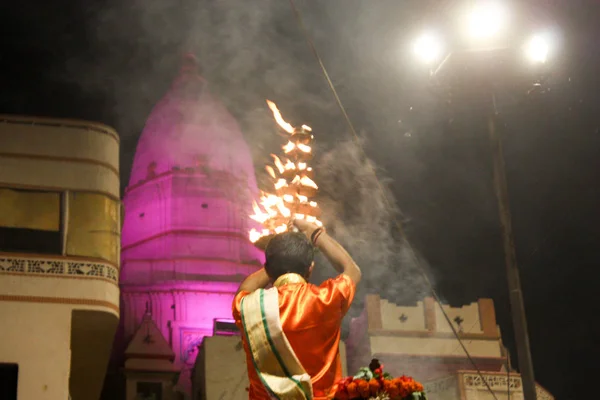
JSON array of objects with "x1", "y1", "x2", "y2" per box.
[
  {"x1": 121, "y1": 53, "x2": 264, "y2": 268},
  {"x1": 129, "y1": 53, "x2": 257, "y2": 190}
]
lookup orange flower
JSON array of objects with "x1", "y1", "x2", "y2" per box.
[
  {"x1": 337, "y1": 366, "x2": 426, "y2": 399},
  {"x1": 368, "y1": 378, "x2": 380, "y2": 396},
  {"x1": 382, "y1": 379, "x2": 392, "y2": 392},
  {"x1": 346, "y1": 382, "x2": 358, "y2": 398},
  {"x1": 387, "y1": 383, "x2": 400, "y2": 398},
  {"x1": 398, "y1": 385, "x2": 409, "y2": 398},
  {"x1": 357, "y1": 379, "x2": 370, "y2": 398}
]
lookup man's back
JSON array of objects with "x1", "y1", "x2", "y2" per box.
[{"x1": 233, "y1": 274, "x2": 356, "y2": 399}]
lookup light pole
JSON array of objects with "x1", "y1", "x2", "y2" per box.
[
  {"x1": 411, "y1": 3, "x2": 557, "y2": 400},
  {"x1": 488, "y1": 102, "x2": 537, "y2": 400}
]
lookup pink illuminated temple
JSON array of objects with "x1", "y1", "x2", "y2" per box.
[{"x1": 116, "y1": 54, "x2": 264, "y2": 394}]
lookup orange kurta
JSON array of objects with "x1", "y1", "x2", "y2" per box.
[{"x1": 232, "y1": 274, "x2": 356, "y2": 400}]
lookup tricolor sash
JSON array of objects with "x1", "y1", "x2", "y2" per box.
[{"x1": 240, "y1": 287, "x2": 313, "y2": 400}]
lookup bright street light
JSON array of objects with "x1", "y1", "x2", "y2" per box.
[
  {"x1": 412, "y1": 2, "x2": 557, "y2": 69},
  {"x1": 413, "y1": 32, "x2": 443, "y2": 64},
  {"x1": 466, "y1": 1, "x2": 508, "y2": 40},
  {"x1": 525, "y1": 34, "x2": 550, "y2": 64}
]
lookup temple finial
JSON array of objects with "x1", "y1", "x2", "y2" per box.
[{"x1": 181, "y1": 52, "x2": 202, "y2": 76}]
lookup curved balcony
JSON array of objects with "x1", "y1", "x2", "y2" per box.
[
  {"x1": 0, "y1": 116, "x2": 120, "y2": 400},
  {"x1": 0, "y1": 252, "x2": 119, "y2": 311}
]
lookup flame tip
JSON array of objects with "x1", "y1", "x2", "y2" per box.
[
  {"x1": 267, "y1": 99, "x2": 294, "y2": 134},
  {"x1": 250, "y1": 103, "x2": 319, "y2": 244}
]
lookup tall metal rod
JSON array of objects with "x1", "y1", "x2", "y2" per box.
[{"x1": 488, "y1": 112, "x2": 537, "y2": 400}]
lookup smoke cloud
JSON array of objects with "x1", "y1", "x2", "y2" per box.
[
  {"x1": 311, "y1": 137, "x2": 432, "y2": 318},
  {"x1": 61, "y1": 0, "x2": 436, "y2": 313},
  {"x1": 58, "y1": 0, "x2": 437, "y2": 311},
  {"x1": 65, "y1": 1, "x2": 354, "y2": 189}
]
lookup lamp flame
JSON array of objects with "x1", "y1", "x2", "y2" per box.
[
  {"x1": 249, "y1": 100, "x2": 322, "y2": 245},
  {"x1": 271, "y1": 154, "x2": 285, "y2": 174},
  {"x1": 266, "y1": 100, "x2": 294, "y2": 134},
  {"x1": 265, "y1": 165, "x2": 276, "y2": 179}
]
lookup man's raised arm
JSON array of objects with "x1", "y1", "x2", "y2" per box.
[
  {"x1": 293, "y1": 219, "x2": 362, "y2": 285},
  {"x1": 236, "y1": 268, "x2": 270, "y2": 295}
]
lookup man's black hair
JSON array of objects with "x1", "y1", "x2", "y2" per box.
[{"x1": 264, "y1": 232, "x2": 314, "y2": 280}]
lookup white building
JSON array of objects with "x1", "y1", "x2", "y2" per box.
[
  {"x1": 0, "y1": 116, "x2": 121, "y2": 400},
  {"x1": 345, "y1": 295, "x2": 555, "y2": 400}
]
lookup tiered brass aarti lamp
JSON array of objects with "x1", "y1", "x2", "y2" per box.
[{"x1": 249, "y1": 100, "x2": 322, "y2": 250}]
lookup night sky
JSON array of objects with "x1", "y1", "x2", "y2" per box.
[{"x1": 2, "y1": 1, "x2": 599, "y2": 398}]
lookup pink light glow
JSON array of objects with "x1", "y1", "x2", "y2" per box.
[
  {"x1": 128, "y1": 54, "x2": 258, "y2": 192},
  {"x1": 117, "y1": 54, "x2": 265, "y2": 397},
  {"x1": 121, "y1": 53, "x2": 264, "y2": 270}
]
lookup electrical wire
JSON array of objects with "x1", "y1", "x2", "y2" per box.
[{"x1": 288, "y1": 1, "x2": 500, "y2": 398}]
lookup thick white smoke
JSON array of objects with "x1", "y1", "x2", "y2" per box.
[{"x1": 312, "y1": 137, "x2": 432, "y2": 317}]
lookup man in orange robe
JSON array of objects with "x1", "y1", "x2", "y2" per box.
[{"x1": 232, "y1": 219, "x2": 362, "y2": 399}]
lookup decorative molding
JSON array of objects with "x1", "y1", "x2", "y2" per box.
[
  {"x1": 373, "y1": 353, "x2": 505, "y2": 364},
  {"x1": 0, "y1": 254, "x2": 119, "y2": 285},
  {"x1": 463, "y1": 373, "x2": 522, "y2": 390},
  {"x1": 462, "y1": 373, "x2": 554, "y2": 399},
  {"x1": 123, "y1": 256, "x2": 262, "y2": 266},
  {"x1": 0, "y1": 115, "x2": 120, "y2": 143},
  {"x1": 0, "y1": 152, "x2": 119, "y2": 177},
  {"x1": 0, "y1": 182, "x2": 119, "y2": 202},
  {"x1": 125, "y1": 166, "x2": 248, "y2": 196},
  {"x1": 121, "y1": 228, "x2": 257, "y2": 252},
  {"x1": 368, "y1": 328, "x2": 501, "y2": 341}
]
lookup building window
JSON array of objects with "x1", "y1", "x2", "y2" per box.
[
  {"x1": 0, "y1": 188, "x2": 62, "y2": 255},
  {"x1": 0, "y1": 363, "x2": 18, "y2": 400},
  {"x1": 136, "y1": 382, "x2": 162, "y2": 400},
  {"x1": 66, "y1": 192, "x2": 120, "y2": 265}
]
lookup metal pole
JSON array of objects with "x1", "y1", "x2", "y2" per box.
[{"x1": 488, "y1": 112, "x2": 537, "y2": 400}]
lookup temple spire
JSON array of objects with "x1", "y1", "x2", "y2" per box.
[{"x1": 180, "y1": 52, "x2": 202, "y2": 76}]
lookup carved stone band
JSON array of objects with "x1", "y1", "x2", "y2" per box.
[
  {"x1": 462, "y1": 373, "x2": 553, "y2": 400},
  {"x1": 0, "y1": 255, "x2": 119, "y2": 284}
]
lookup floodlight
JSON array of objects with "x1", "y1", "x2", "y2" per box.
[
  {"x1": 467, "y1": 1, "x2": 508, "y2": 40},
  {"x1": 525, "y1": 33, "x2": 550, "y2": 63},
  {"x1": 413, "y1": 33, "x2": 443, "y2": 64}
]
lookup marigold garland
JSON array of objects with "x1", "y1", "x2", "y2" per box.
[{"x1": 332, "y1": 359, "x2": 426, "y2": 400}]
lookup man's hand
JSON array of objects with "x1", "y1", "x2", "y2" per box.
[
  {"x1": 290, "y1": 218, "x2": 319, "y2": 240},
  {"x1": 291, "y1": 217, "x2": 361, "y2": 285},
  {"x1": 236, "y1": 268, "x2": 271, "y2": 294},
  {"x1": 290, "y1": 219, "x2": 361, "y2": 284}
]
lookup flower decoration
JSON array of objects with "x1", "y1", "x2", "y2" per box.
[{"x1": 332, "y1": 359, "x2": 426, "y2": 400}]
